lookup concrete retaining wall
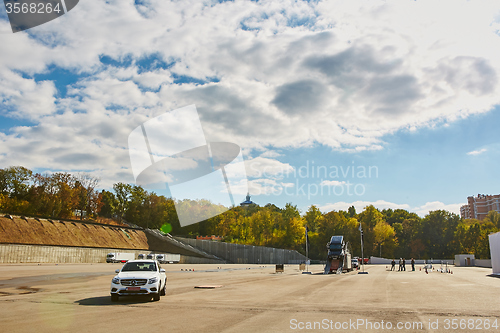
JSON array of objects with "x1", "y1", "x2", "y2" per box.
[
  {"x1": 370, "y1": 257, "x2": 454, "y2": 265},
  {"x1": 0, "y1": 244, "x2": 223, "y2": 264},
  {"x1": 370, "y1": 256, "x2": 492, "y2": 267},
  {"x1": 474, "y1": 259, "x2": 492, "y2": 268},
  {"x1": 179, "y1": 255, "x2": 224, "y2": 264},
  {"x1": 175, "y1": 237, "x2": 308, "y2": 264},
  {"x1": 0, "y1": 244, "x2": 132, "y2": 263}
]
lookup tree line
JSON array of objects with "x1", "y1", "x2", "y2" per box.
[{"x1": 1, "y1": 166, "x2": 498, "y2": 259}]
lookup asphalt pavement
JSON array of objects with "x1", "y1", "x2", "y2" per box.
[{"x1": 0, "y1": 263, "x2": 498, "y2": 332}]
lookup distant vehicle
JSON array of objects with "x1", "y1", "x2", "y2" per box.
[
  {"x1": 351, "y1": 258, "x2": 359, "y2": 268},
  {"x1": 146, "y1": 254, "x2": 155, "y2": 260},
  {"x1": 138, "y1": 254, "x2": 145, "y2": 260},
  {"x1": 106, "y1": 252, "x2": 135, "y2": 263},
  {"x1": 156, "y1": 253, "x2": 180, "y2": 264},
  {"x1": 358, "y1": 258, "x2": 369, "y2": 265},
  {"x1": 324, "y1": 235, "x2": 352, "y2": 274},
  {"x1": 110, "y1": 260, "x2": 167, "y2": 302}
]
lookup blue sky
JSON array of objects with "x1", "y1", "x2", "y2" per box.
[
  {"x1": 1, "y1": 0, "x2": 500, "y2": 217},
  {"x1": 256, "y1": 107, "x2": 500, "y2": 215}
]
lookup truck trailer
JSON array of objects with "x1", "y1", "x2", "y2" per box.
[
  {"x1": 324, "y1": 236, "x2": 352, "y2": 274},
  {"x1": 106, "y1": 252, "x2": 135, "y2": 263},
  {"x1": 156, "y1": 253, "x2": 180, "y2": 264}
]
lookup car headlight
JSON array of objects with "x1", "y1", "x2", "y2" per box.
[
  {"x1": 148, "y1": 277, "x2": 158, "y2": 284},
  {"x1": 112, "y1": 277, "x2": 120, "y2": 284}
]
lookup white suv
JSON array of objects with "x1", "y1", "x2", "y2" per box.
[{"x1": 110, "y1": 260, "x2": 167, "y2": 302}]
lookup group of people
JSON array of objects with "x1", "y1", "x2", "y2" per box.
[{"x1": 391, "y1": 258, "x2": 415, "y2": 271}]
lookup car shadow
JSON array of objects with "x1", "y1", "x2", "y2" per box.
[{"x1": 76, "y1": 295, "x2": 154, "y2": 306}]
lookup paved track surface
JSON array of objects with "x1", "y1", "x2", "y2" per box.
[{"x1": 0, "y1": 263, "x2": 499, "y2": 332}]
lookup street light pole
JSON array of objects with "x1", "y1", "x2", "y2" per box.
[
  {"x1": 302, "y1": 225, "x2": 311, "y2": 274},
  {"x1": 359, "y1": 222, "x2": 368, "y2": 274}
]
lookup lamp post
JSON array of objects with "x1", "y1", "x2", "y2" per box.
[
  {"x1": 359, "y1": 222, "x2": 368, "y2": 274},
  {"x1": 302, "y1": 225, "x2": 311, "y2": 274}
]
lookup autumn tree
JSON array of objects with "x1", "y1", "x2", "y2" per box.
[
  {"x1": 113, "y1": 183, "x2": 132, "y2": 222},
  {"x1": 420, "y1": 210, "x2": 460, "y2": 258},
  {"x1": 74, "y1": 173, "x2": 100, "y2": 219},
  {"x1": 304, "y1": 205, "x2": 322, "y2": 233},
  {"x1": 357, "y1": 205, "x2": 385, "y2": 258},
  {"x1": 373, "y1": 220, "x2": 396, "y2": 258}
]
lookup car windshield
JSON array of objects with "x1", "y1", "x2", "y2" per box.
[{"x1": 121, "y1": 262, "x2": 156, "y2": 272}]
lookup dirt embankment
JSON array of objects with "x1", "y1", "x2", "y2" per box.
[{"x1": 0, "y1": 216, "x2": 149, "y2": 250}]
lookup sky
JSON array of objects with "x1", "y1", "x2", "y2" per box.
[{"x1": 1, "y1": 0, "x2": 500, "y2": 217}]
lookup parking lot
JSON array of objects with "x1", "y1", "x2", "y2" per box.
[{"x1": 0, "y1": 263, "x2": 499, "y2": 332}]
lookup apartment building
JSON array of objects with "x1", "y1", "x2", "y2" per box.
[{"x1": 460, "y1": 194, "x2": 500, "y2": 220}]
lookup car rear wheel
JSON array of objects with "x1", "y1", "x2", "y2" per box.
[{"x1": 111, "y1": 294, "x2": 119, "y2": 302}]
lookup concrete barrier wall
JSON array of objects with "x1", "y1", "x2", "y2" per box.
[
  {"x1": 370, "y1": 257, "x2": 454, "y2": 265},
  {"x1": 0, "y1": 244, "x2": 135, "y2": 263},
  {"x1": 179, "y1": 255, "x2": 224, "y2": 264},
  {"x1": 475, "y1": 259, "x2": 492, "y2": 268},
  {"x1": 175, "y1": 237, "x2": 308, "y2": 264},
  {"x1": 370, "y1": 257, "x2": 392, "y2": 264},
  {"x1": 0, "y1": 244, "x2": 223, "y2": 264}
]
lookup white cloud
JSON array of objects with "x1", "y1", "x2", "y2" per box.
[
  {"x1": 411, "y1": 201, "x2": 462, "y2": 217},
  {"x1": 0, "y1": 71, "x2": 57, "y2": 119},
  {"x1": 320, "y1": 180, "x2": 346, "y2": 187},
  {"x1": 1, "y1": 0, "x2": 500, "y2": 187},
  {"x1": 259, "y1": 150, "x2": 282, "y2": 158},
  {"x1": 247, "y1": 178, "x2": 286, "y2": 196},
  {"x1": 245, "y1": 156, "x2": 294, "y2": 179},
  {"x1": 319, "y1": 200, "x2": 462, "y2": 217},
  {"x1": 467, "y1": 148, "x2": 487, "y2": 156}
]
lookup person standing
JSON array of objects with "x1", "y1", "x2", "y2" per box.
[
  {"x1": 398, "y1": 258, "x2": 402, "y2": 271},
  {"x1": 411, "y1": 258, "x2": 415, "y2": 271},
  {"x1": 391, "y1": 259, "x2": 395, "y2": 271},
  {"x1": 402, "y1": 258, "x2": 406, "y2": 271}
]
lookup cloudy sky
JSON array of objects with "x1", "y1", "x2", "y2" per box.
[{"x1": 1, "y1": 0, "x2": 500, "y2": 216}]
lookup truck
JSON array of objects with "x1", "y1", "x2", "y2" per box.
[
  {"x1": 156, "y1": 253, "x2": 180, "y2": 264},
  {"x1": 324, "y1": 236, "x2": 352, "y2": 274},
  {"x1": 106, "y1": 252, "x2": 135, "y2": 263}
]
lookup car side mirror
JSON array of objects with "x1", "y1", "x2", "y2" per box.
[
  {"x1": 160, "y1": 269, "x2": 165, "y2": 273},
  {"x1": 115, "y1": 269, "x2": 119, "y2": 273}
]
